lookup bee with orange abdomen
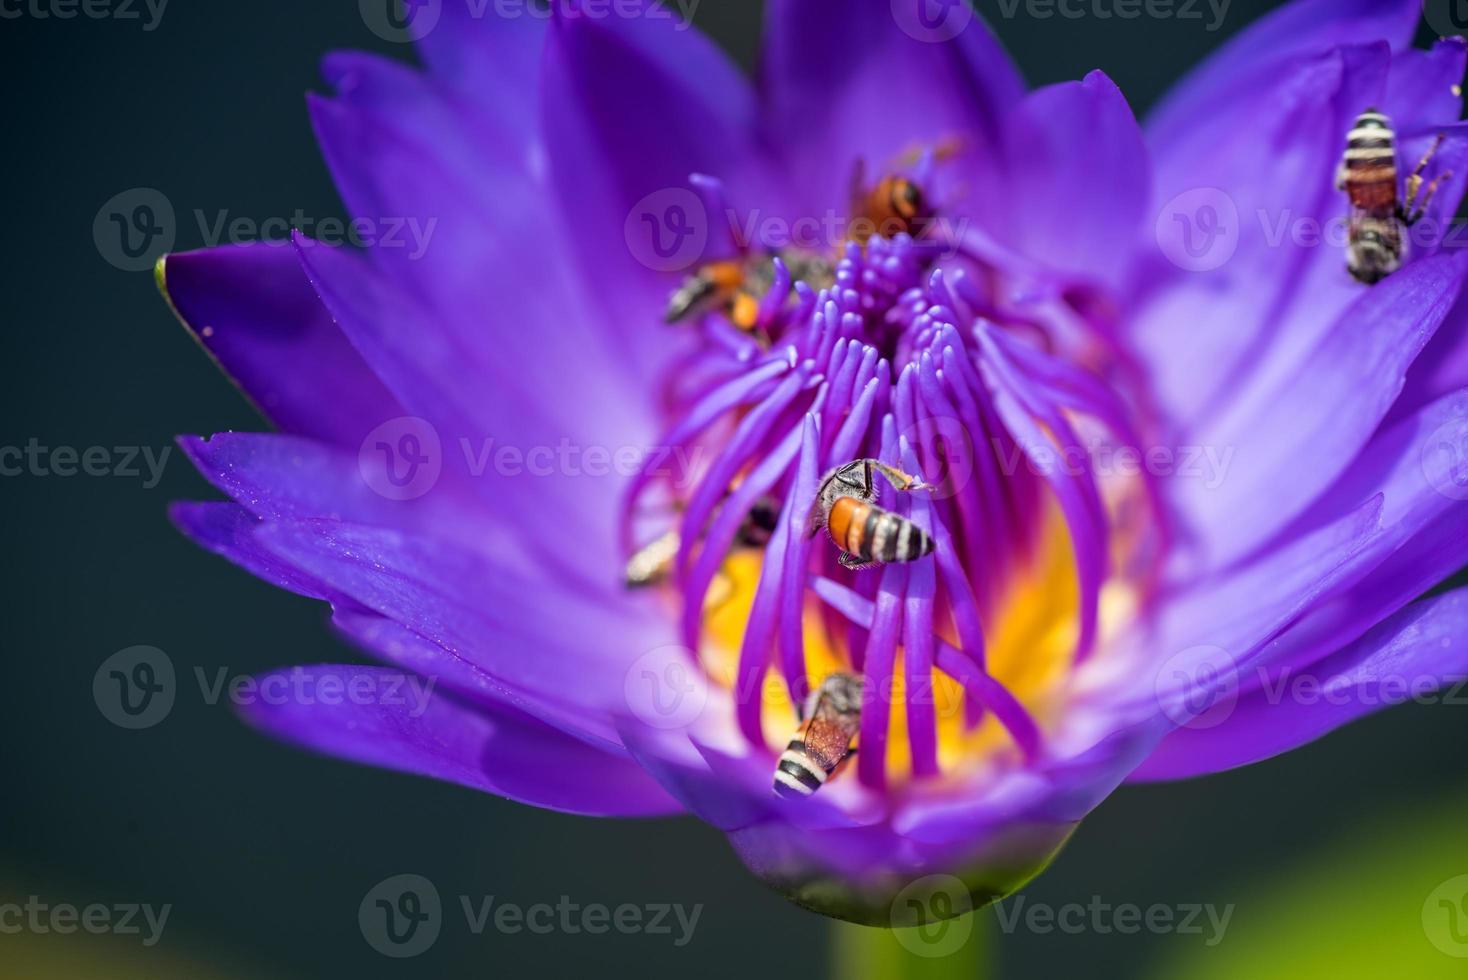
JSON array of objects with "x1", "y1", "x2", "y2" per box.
[
  {"x1": 774, "y1": 672, "x2": 863, "y2": 799},
  {"x1": 1336, "y1": 108, "x2": 1451, "y2": 284},
  {"x1": 809, "y1": 458, "x2": 934, "y2": 570},
  {"x1": 848, "y1": 169, "x2": 932, "y2": 245},
  {"x1": 664, "y1": 251, "x2": 833, "y2": 333}
]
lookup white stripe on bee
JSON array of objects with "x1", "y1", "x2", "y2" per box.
[
  {"x1": 1348, "y1": 127, "x2": 1394, "y2": 142},
  {"x1": 896, "y1": 519, "x2": 913, "y2": 560},
  {"x1": 774, "y1": 769, "x2": 816, "y2": 795},
  {"x1": 869, "y1": 513, "x2": 893, "y2": 562},
  {"x1": 1354, "y1": 112, "x2": 1390, "y2": 125},
  {"x1": 1344, "y1": 147, "x2": 1397, "y2": 162},
  {"x1": 778, "y1": 749, "x2": 828, "y2": 782}
]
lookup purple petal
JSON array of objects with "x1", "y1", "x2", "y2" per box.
[
  {"x1": 1146, "y1": 0, "x2": 1420, "y2": 148},
  {"x1": 998, "y1": 71, "x2": 1149, "y2": 291},
  {"x1": 1172, "y1": 251, "x2": 1467, "y2": 567},
  {"x1": 158, "y1": 244, "x2": 400, "y2": 445},
  {"x1": 539, "y1": 3, "x2": 774, "y2": 370},
  {"x1": 1131, "y1": 589, "x2": 1468, "y2": 780},
  {"x1": 759, "y1": 0, "x2": 1023, "y2": 220}
]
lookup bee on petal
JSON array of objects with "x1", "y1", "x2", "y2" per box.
[{"x1": 1336, "y1": 107, "x2": 1451, "y2": 284}]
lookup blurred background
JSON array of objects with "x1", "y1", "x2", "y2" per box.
[{"x1": 4, "y1": 1, "x2": 1467, "y2": 976}]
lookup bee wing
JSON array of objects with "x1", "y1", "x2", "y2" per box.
[{"x1": 802, "y1": 713, "x2": 858, "y2": 771}]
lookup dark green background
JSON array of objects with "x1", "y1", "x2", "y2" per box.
[{"x1": 4, "y1": 1, "x2": 1465, "y2": 977}]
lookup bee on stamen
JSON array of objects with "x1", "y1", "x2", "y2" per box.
[
  {"x1": 664, "y1": 251, "x2": 834, "y2": 334},
  {"x1": 848, "y1": 164, "x2": 933, "y2": 245},
  {"x1": 624, "y1": 496, "x2": 784, "y2": 589},
  {"x1": 1336, "y1": 107, "x2": 1452, "y2": 284},
  {"x1": 773, "y1": 671, "x2": 863, "y2": 799},
  {"x1": 809, "y1": 458, "x2": 935, "y2": 570}
]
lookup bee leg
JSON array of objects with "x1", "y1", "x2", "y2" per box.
[
  {"x1": 1404, "y1": 170, "x2": 1454, "y2": 226},
  {"x1": 838, "y1": 552, "x2": 875, "y2": 570},
  {"x1": 1401, "y1": 134, "x2": 1447, "y2": 224},
  {"x1": 868, "y1": 460, "x2": 933, "y2": 494}
]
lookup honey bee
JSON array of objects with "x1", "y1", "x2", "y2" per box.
[
  {"x1": 1336, "y1": 108, "x2": 1451, "y2": 284},
  {"x1": 809, "y1": 458, "x2": 934, "y2": 569},
  {"x1": 773, "y1": 671, "x2": 864, "y2": 799},
  {"x1": 624, "y1": 497, "x2": 783, "y2": 588},
  {"x1": 664, "y1": 251, "x2": 834, "y2": 332},
  {"x1": 848, "y1": 164, "x2": 933, "y2": 245}
]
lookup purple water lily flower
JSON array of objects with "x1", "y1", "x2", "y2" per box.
[{"x1": 160, "y1": 0, "x2": 1468, "y2": 924}]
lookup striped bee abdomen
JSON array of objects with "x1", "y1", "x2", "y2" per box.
[
  {"x1": 1341, "y1": 109, "x2": 1399, "y2": 214},
  {"x1": 773, "y1": 740, "x2": 829, "y2": 798},
  {"x1": 826, "y1": 496, "x2": 935, "y2": 565}
]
